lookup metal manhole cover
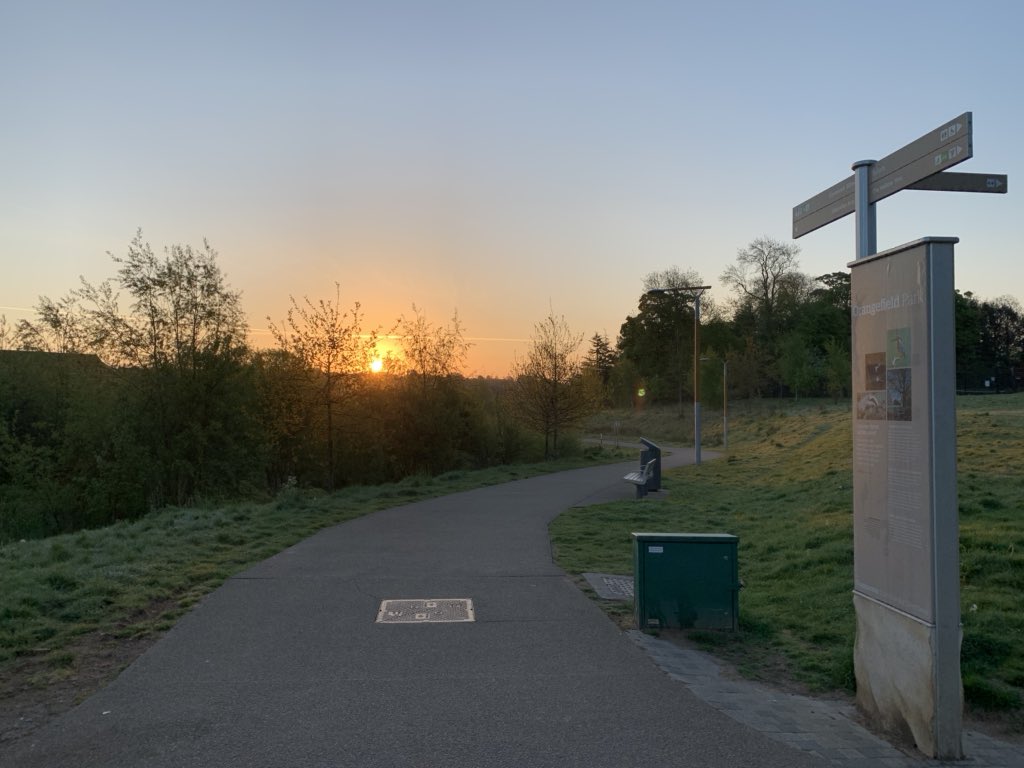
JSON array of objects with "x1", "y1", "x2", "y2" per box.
[
  {"x1": 582, "y1": 573, "x2": 634, "y2": 600},
  {"x1": 376, "y1": 598, "x2": 475, "y2": 624}
]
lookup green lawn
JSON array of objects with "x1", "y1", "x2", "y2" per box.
[{"x1": 556, "y1": 395, "x2": 1024, "y2": 727}]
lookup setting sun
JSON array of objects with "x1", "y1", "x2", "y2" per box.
[{"x1": 369, "y1": 357, "x2": 383, "y2": 374}]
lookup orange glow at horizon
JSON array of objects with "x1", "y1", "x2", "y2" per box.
[{"x1": 246, "y1": 324, "x2": 525, "y2": 379}]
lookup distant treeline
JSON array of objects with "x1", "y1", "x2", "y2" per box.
[
  {"x1": 3, "y1": 233, "x2": 1021, "y2": 542},
  {"x1": 586, "y1": 238, "x2": 1024, "y2": 408}
]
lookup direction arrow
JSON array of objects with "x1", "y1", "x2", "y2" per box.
[
  {"x1": 907, "y1": 172, "x2": 1008, "y2": 193},
  {"x1": 869, "y1": 135, "x2": 972, "y2": 204},
  {"x1": 793, "y1": 187, "x2": 855, "y2": 238},
  {"x1": 793, "y1": 112, "x2": 973, "y2": 238}
]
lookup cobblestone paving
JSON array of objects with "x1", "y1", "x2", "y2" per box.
[{"x1": 628, "y1": 631, "x2": 1024, "y2": 767}]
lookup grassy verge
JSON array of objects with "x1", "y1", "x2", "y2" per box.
[
  {"x1": 0, "y1": 447, "x2": 627, "y2": 697},
  {"x1": 556, "y1": 395, "x2": 1024, "y2": 729}
]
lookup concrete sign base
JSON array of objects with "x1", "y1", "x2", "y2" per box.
[{"x1": 853, "y1": 593, "x2": 963, "y2": 758}]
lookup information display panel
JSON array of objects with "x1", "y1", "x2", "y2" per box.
[{"x1": 849, "y1": 238, "x2": 958, "y2": 623}]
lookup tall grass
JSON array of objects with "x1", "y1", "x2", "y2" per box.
[{"x1": 557, "y1": 395, "x2": 1024, "y2": 725}]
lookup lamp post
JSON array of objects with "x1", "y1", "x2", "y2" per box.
[
  {"x1": 646, "y1": 285, "x2": 711, "y2": 465},
  {"x1": 701, "y1": 356, "x2": 728, "y2": 450}
]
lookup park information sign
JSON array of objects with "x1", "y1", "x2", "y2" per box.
[
  {"x1": 792, "y1": 112, "x2": 1006, "y2": 761},
  {"x1": 849, "y1": 238, "x2": 961, "y2": 757}
]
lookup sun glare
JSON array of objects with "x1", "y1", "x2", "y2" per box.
[{"x1": 370, "y1": 357, "x2": 384, "y2": 374}]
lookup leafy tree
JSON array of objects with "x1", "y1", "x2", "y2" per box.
[
  {"x1": 14, "y1": 293, "x2": 90, "y2": 354},
  {"x1": 0, "y1": 350, "x2": 147, "y2": 540},
  {"x1": 95, "y1": 233, "x2": 254, "y2": 505},
  {"x1": 268, "y1": 285, "x2": 377, "y2": 489},
  {"x1": 0, "y1": 316, "x2": 12, "y2": 350},
  {"x1": 979, "y1": 296, "x2": 1024, "y2": 390},
  {"x1": 777, "y1": 331, "x2": 821, "y2": 399},
  {"x1": 617, "y1": 269, "x2": 714, "y2": 410},
  {"x1": 823, "y1": 338, "x2": 851, "y2": 402},
  {"x1": 607, "y1": 355, "x2": 642, "y2": 408},
  {"x1": 20, "y1": 231, "x2": 257, "y2": 507},
  {"x1": 509, "y1": 312, "x2": 597, "y2": 457},
  {"x1": 955, "y1": 290, "x2": 984, "y2": 390}
]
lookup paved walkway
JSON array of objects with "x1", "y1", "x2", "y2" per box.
[
  {"x1": 4, "y1": 450, "x2": 1022, "y2": 767},
  {"x1": 630, "y1": 631, "x2": 1024, "y2": 767}
]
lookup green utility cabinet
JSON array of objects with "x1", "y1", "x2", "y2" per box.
[{"x1": 632, "y1": 533, "x2": 739, "y2": 631}]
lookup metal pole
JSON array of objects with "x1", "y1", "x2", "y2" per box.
[
  {"x1": 722, "y1": 359, "x2": 728, "y2": 450},
  {"x1": 853, "y1": 159, "x2": 877, "y2": 260},
  {"x1": 694, "y1": 293, "x2": 701, "y2": 466},
  {"x1": 644, "y1": 285, "x2": 710, "y2": 465}
]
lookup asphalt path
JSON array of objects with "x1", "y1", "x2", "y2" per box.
[{"x1": 5, "y1": 448, "x2": 824, "y2": 767}]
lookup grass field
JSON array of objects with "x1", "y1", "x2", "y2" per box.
[
  {"x1": 555, "y1": 394, "x2": 1024, "y2": 730},
  {"x1": 2, "y1": 395, "x2": 1021, "y2": 736}
]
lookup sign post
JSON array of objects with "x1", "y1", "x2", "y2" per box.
[
  {"x1": 791, "y1": 114, "x2": 1008, "y2": 760},
  {"x1": 793, "y1": 113, "x2": 983, "y2": 242}
]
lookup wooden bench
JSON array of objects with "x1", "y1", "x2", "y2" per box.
[{"x1": 624, "y1": 458, "x2": 658, "y2": 499}]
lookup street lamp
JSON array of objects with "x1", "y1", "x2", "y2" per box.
[
  {"x1": 701, "y1": 356, "x2": 728, "y2": 450},
  {"x1": 646, "y1": 285, "x2": 712, "y2": 465}
]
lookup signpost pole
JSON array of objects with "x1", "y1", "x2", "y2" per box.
[
  {"x1": 693, "y1": 293, "x2": 702, "y2": 466},
  {"x1": 853, "y1": 160, "x2": 877, "y2": 260}
]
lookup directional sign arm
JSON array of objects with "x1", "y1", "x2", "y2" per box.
[
  {"x1": 792, "y1": 112, "x2": 975, "y2": 239},
  {"x1": 907, "y1": 172, "x2": 1007, "y2": 193}
]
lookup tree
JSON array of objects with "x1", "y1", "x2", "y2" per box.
[
  {"x1": 720, "y1": 237, "x2": 803, "y2": 318},
  {"x1": 393, "y1": 305, "x2": 471, "y2": 388},
  {"x1": 583, "y1": 333, "x2": 616, "y2": 387},
  {"x1": 384, "y1": 306, "x2": 479, "y2": 476},
  {"x1": 14, "y1": 293, "x2": 90, "y2": 354},
  {"x1": 86, "y1": 232, "x2": 254, "y2": 505},
  {"x1": 777, "y1": 331, "x2": 821, "y2": 399},
  {"x1": 0, "y1": 316, "x2": 13, "y2": 350},
  {"x1": 720, "y1": 237, "x2": 808, "y2": 395},
  {"x1": 509, "y1": 312, "x2": 598, "y2": 457},
  {"x1": 12, "y1": 230, "x2": 256, "y2": 510},
  {"x1": 823, "y1": 338, "x2": 851, "y2": 402},
  {"x1": 268, "y1": 285, "x2": 377, "y2": 489},
  {"x1": 643, "y1": 266, "x2": 707, "y2": 295},
  {"x1": 979, "y1": 296, "x2": 1024, "y2": 390},
  {"x1": 955, "y1": 290, "x2": 983, "y2": 390},
  {"x1": 618, "y1": 268, "x2": 717, "y2": 411}
]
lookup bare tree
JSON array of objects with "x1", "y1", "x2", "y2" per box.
[
  {"x1": 719, "y1": 236, "x2": 802, "y2": 320},
  {"x1": 509, "y1": 312, "x2": 598, "y2": 457},
  {"x1": 393, "y1": 305, "x2": 471, "y2": 390}
]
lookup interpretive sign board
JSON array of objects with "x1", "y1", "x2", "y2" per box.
[{"x1": 849, "y1": 238, "x2": 962, "y2": 758}]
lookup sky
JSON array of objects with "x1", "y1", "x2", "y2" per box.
[{"x1": 2, "y1": 0, "x2": 1021, "y2": 376}]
